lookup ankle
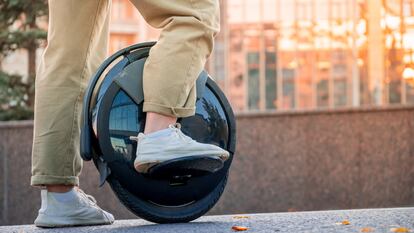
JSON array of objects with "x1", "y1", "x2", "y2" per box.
[
  {"x1": 144, "y1": 112, "x2": 177, "y2": 134},
  {"x1": 46, "y1": 185, "x2": 75, "y2": 193}
]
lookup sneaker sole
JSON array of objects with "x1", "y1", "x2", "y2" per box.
[{"x1": 35, "y1": 215, "x2": 113, "y2": 228}]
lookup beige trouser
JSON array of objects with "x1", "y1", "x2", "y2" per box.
[{"x1": 31, "y1": 0, "x2": 220, "y2": 186}]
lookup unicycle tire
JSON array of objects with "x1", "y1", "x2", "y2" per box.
[{"x1": 106, "y1": 173, "x2": 228, "y2": 223}]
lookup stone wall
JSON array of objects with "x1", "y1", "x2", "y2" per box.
[{"x1": 1, "y1": 106, "x2": 414, "y2": 225}]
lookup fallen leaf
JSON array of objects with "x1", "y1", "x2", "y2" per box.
[
  {"x1": 391, "y1": 228, "x2": 410, "y2": 232},
  {"x1": 232, "y1": 226, "x2": 249, "y2": 231},
  {"x1": 233, "y1": 216, "x2": 250, "y2": 219},
  {"x1": 361, "y1": 227, "x2": 374, "y2": 232},
  {"x1": 338, "y1": 220, "x2": 350, "y2": 225}
]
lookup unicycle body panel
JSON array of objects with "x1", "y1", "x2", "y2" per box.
[{"x1": 81, "y1": 42, "x2": 236, "y2": 223}]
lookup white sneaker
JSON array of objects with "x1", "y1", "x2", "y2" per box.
[
  {"x1": 130, "y1": 123, "x2": 230, "y2": 173},
  {"x1": 34, "y1": 188, "x2": 114, "y2": 228}
]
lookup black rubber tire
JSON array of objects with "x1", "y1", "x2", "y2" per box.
[{"x1": 106, "y1": 172, "x2": 228, "y2": 223}]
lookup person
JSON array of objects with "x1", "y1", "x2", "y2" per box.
[{"x1": 31, "y1": 0, "x2": 228, "y2": 228}]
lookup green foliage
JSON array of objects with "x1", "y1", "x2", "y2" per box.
[
  {"x1": 0, "y1": 0, "x2": 48, "y2": 54},
  {"x1": 0, "y1": 70, "x2": 33, "y2": 120},
  {"x1": 1, "y1": 29, "x2": 47, "y2": 55},
  {"x1": 0, "y1": 0, "x2": 48, "y2": 121}
]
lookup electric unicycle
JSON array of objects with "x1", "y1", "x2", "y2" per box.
[{"x1": 80, "y1": 42, "x2": 236, "y2": 223}]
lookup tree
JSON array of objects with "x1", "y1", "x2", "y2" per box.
[{"x1": 0, "y1": 0, "x2": 48, "y2": 120}]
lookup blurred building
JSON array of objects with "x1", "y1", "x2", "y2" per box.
[
  {"x1": 109, "y1": 0, "x2": 159, "y2": 54},
  {"x1": 3, "y1": 0, "x2": 414, "y2": 113},
  {"x1": 109, "y1": 0, "x2": 414, "y2": 112},
  {"x1": 224, "y1": 0, "x2": 414, "y2": 111}
]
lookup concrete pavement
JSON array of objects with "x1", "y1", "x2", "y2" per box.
[{"x1": 1, "y1": 207, "x2": 413, "y2": 233}]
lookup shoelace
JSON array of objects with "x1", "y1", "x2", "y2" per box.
[
  {"x1": 167, "y1": 123, "x2": 192, "y2": 142},
  {"x1": 173, "y1": 125, "x2": 193, "y2": 143},
  {"x1": 129, "y1": 133, "x2": 144, "y2": 143},
  {"x1": 129, "y1": 123, "x2": 190, "y2": 143},
  {"x1": 76, "y1": 188, "x2": 97, "y2": 206},
  {"x1": 169, "y1": 122, "x2": 181, "y2": 130},
  {"x1": 76, "y1": 188, "x2": 111, "y2": 221}
]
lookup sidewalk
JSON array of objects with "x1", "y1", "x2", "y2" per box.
[{"x1": 1, "y1": 207, "x2": 413, "y2": 233}]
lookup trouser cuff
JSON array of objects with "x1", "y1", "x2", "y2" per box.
[
  {"x1": 143, "y1": 101, "x2": 195, "y2": 118},
  {"x1": 31, "y1": 175, "x2": 79, "y2": 186}
]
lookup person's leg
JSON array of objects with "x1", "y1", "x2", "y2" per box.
[
  {"x1": 130, "y1": 0, "x2": 220, "y2": 127},
  {"x1": 32, "y1": 0, "x2": 110, "y2": 188},
  {"x1": 128, "y1": 0, "x2": 229, "y2": 173},
  {"x1": 31, "y1": 0, "x2": 114, "y2": 227}
]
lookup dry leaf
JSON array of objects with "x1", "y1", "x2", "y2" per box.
[
  {"x1": 361, "y1": 227, "x2": 374, "y2": 232},
  {"x1": 233, "y1": 216, "x2": 250, "y2": 219},
  {"x1": 391, "y1": 228, "x2": 410, "y2": 232},
  {"x1": 335, "y1": 220, "x2": 351, "y2": 225},
  {"x1": 232, "y1": 226, "x2": 249, "y2": 231}
]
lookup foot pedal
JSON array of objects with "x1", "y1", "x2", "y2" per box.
[{"x1": 148, "y1": 155, "x2": 224, "y2": 179}]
